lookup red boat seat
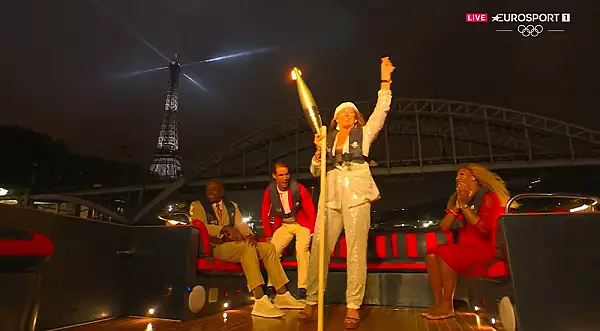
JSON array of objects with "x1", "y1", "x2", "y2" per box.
[
  {"x1": 0, "y1": 229, "x2": 54, "y2": 257},
  {"x1": 0, "y1": 229, "x2": 55, "y2": 272},
  {"x1": 485, "y1": 259, "x2": 509, "y2": 278},
  {"x1": 467, "y1": 224, "x2": 511, "y2": 279},
  {"x1": 191, "y1": 219, "x2": 455, "y2": 273},
  {"x1": 191, "y1": 220, "x2": 249, "y2": 273},
  {"x1": 0, "y1": 229, "x2": 54, "y2": 331},
  {"x1": 325, "y1": 230, "x2": 454, "y2": 272}
]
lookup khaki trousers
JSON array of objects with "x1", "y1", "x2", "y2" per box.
[
  {"x1": 268, "y1": 223, "x2": 312, "y2": 288},
  {"x1": 213, "y1": 241, "x2": 289, "y2": 292}
]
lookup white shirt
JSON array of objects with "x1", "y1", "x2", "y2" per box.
[{"x1": 277, "y1": 187, "x2": 292, "y2": 214}]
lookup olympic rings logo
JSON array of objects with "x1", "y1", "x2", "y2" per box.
[{"x1": 517, "y1": 25, "x2": 543, "y2": 37}]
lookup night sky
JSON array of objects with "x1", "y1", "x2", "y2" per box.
[{"x1": 2, "y1": 0, "x2": 598, "y2": 168}]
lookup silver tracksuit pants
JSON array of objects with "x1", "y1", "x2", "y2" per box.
[{"x1": 305, "y1": 202, "x2": 371, "y2": 309}]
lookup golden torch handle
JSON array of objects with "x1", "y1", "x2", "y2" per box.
[
  {"x1": 317, "y1": 125, "x2": 327, "y2": 331},
  {"x1": 290, "y1": 68, "x2": 326, "y2": 330}
]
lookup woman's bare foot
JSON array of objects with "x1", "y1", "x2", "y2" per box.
[
  {"x1": 420, "y1": 305, "x2": 438, "y2": 317},
  {"x1": 299, "y1": 304, "x2": 317, "y2": 323},
  {"x1": 345, "y1": 308, "x2": 360, "y2": 329},
  {"x1": 423, "y1": 303, "x2": 455, "y2": 320}
]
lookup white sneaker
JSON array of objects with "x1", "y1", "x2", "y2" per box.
[
  {"x1": 273, "y1": 291, "x2": 306, "y2": 309},
  {"x1": 251, "y1": 295, "x2": 285, "y2": 318}
]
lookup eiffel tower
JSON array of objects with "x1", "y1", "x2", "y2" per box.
[{"x1": 149, "y1": 55, "x2": 183, "y2": 180}]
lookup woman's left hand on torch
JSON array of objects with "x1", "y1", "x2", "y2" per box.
[{"x1": 314, "y1": 133, "x2": 324, "y2": 151}]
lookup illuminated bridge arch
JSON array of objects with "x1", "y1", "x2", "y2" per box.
[
  {"x1": 128, "y1": 99, "x2": 600, "y2": 223},
  {"x1": 190, "y1": 98, "x2": 600, "y2": 182}
]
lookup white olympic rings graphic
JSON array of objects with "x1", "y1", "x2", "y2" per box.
[{"x1": 517, "y1": 25, "x2": 543, "y2": 37}]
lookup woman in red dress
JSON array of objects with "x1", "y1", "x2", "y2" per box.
[{"x1": 422, "y1": 163, "x2": 512, "y2": 320}]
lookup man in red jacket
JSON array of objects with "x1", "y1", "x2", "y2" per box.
[{"x1": 261, "y1": 162, "x2": 316, "y2": 299}]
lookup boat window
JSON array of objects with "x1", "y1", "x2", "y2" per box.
[
  {"x1": 58, "y1": 202, "x2": 77, "y2": 216},
  {"x1": 22, "y1": 196, "x2": 128, "y2": 224},
  {"x1": 33, "y1": 201, "x2": 60, "y2": 213}
]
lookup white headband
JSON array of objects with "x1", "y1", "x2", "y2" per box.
[{"x1": 334, "y1": 102, "x2": 359, "y2": 119}]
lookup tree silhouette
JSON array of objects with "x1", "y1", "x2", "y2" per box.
[{"x1": 0, "y1": 125, "x2": 145, "y2": 192}]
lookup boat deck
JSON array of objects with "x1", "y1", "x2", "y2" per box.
[{"x1": 63, "y1": 305, "x2": 499, "y2": 331}]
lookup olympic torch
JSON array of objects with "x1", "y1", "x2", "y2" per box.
[
  {"x1": 291, "y1": 67, "x2": 326, "y2": 331},
  {"x1": 291, "y1": 67, "x2": 323, "y2": 133}
]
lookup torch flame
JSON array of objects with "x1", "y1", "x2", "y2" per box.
[{"x1": 291, "y1": 69, "x2": 302, "y2": 81}]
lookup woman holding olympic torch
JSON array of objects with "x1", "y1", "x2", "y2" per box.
[{"x1": 299, "y1": 57, "x2": 395, "y2": 329}]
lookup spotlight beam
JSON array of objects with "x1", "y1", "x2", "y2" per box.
[
  {"x1": 180, "y1": 47, "x2": 276, "y2": 68},
  {"x1": 90, "y1": 0, "x2": 170, "y2": 62},
  {"x1": 118, "y1": 47, "x2": 276, "y2": 81},
  {"x1": 183, "y1": 73, "x2": 208, "y2": 92},
  {"x1": 93, "y1": 1, "x2": 274, "y2": 93},
  {"x1": 117, "y1": 65, "x2": 169, "y2": 79}
]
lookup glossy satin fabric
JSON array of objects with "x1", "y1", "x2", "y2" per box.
[{"x1": 305, "y1": 89, "x2": 392, "y2": 309}]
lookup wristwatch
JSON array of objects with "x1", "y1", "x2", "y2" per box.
[{"x1": 460, "y1": 204, "x2": 470, "y2": 210}]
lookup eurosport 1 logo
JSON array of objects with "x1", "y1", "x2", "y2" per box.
[
  {"x1": 465, "y1": 12, "x2": 570, "y2": 38},
  {"x1": 491, "y1": 13, "x2": 569, "y2": 23}
]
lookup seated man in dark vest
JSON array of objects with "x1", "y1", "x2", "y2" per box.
[
  {"x1": 190, "y1": 179, "x2": 304, "y2": 318},
  {"x1": 261, "y1": 162, "x2": 316, "y2": 300}
]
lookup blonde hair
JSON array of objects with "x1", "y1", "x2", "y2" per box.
[
  {"x1": 447, "y1": 163, "x2": 515, "y2": 209},
  {"x1": 329, "y1": 108, "x2": 366, "y2": 131}
]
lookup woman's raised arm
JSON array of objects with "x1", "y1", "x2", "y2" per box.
[{"x1": 363, "y1": 57, "x2": 395, "y2": 144}]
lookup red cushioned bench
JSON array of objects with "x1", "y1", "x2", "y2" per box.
[
  {"x1": 0, "y1": 229, "x2": 54, "y2": 331},
  {"x1": 192, "y1": 220, "x2": 254, "y2": 273},
  {"x1": 321, "y1": 231, "x2": 455, "y2": 271},
  {"x1": 191, "y1": 219, "x2": 454, "y2": 273},
  {"x1": 0, "y1": 229, "x2": 55, "y2": 272}
]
